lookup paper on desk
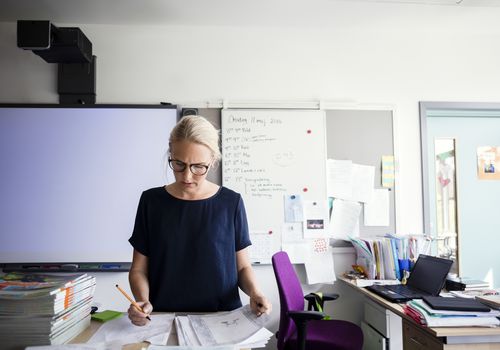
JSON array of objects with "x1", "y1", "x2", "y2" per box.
[
  {"x1": 175, "y1": 316, "x2": 201, "y2": 346},
  {"x1": 363, "y1": 188, "x2": 390, "y2": 226},
  {"x1": 188, "y1": 305, "x2": 269, "y2": 346},
  {"x1": 149, "y1": 346, "x2": 235, "y2": 350},
  {"x1": 238, "y1": 327, "x2": 273, "y2": 349},
  {"x1": 25, "y1": 341, "x2": 122, "y2": 350},
  {"x1": 87, "y1": 313, "x2": 175, "y2": 345}
]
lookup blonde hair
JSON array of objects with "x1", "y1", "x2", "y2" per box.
[{"x1": 169, "y1": 115, "x2": 221, "y2": 167}]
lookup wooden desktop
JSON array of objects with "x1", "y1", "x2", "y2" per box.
[{"x1": 340, "y1": 277, "x2": 500, "y2": 350}]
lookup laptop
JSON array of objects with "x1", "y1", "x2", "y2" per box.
[{"x1": 366, "y1": 254, "x2": 453, "y2": 303}]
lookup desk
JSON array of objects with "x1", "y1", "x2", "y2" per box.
[{"x1": 339, "y1": 278, "x2": 500, "y2": 350}]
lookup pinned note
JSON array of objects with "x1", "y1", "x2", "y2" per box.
[
  {"x1": 303, "y1": 200, "x2": 329, "y2": 239},
  {"x1": 382, "y1": 155, "x2": 395, "y2": 188},
  {"x1": 364, "y1": 188, "x2": 390, "y2": 226},
  {"x1": 283, "y1": 194, "x2": 304, "y2": 222},
  {"x1": 330, "y1": 199, "x2": 362, "y2": 240}
]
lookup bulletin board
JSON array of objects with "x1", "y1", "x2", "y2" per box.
[
  {"x1": 325, "y1": 109, "x2": 396, "y2": 238},
  {"x1": 221, "y1": 109, "x2": 328, "y2": 263}
]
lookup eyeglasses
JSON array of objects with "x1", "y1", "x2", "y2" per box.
[{"x1": 168, "y1": 158, "x2": 210, "y2": 176}]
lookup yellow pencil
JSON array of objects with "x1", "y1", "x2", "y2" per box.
[{"x1": 115, "y1": 284, "x2": 151, "y2": 321}]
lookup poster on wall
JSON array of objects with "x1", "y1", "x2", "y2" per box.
[{"x1": 477, "y1": 146, "x2": 500, "y2": 180}]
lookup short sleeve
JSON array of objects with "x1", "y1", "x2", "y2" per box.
[
  {"x1": 128, "y1": 192, "x2": 149, "y2": 256},
  {"x1": 234, "y1": 195, "x2": 251, "y2": 251}
]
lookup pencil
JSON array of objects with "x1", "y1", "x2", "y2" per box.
[{"x1": 115, "y1": 284, "x2": 151, "y2": 321}]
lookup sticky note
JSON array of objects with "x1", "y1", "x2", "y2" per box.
[{"x1": 91, "y1": 310, "x2": 123, "y2": 322}]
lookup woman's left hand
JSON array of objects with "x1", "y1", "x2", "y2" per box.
[{"x1": 250, "y1": 294, "x2": 272, "y2": 316}]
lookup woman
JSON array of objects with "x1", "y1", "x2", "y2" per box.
[{"x1": 127, "y1": 115, "x2": 271, "y2": 326}]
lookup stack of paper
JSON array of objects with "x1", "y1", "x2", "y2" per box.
[
  {"x1": 0, "y1": 272, "x2": 96, "y2": 350},
  {"x1": 178, "y1": 305, "x2": 272, "y2": 349},
  {"x1": 85, "y1": 304, "x2": 271, "y2": 349},
  {"x1": 404, "y1": 299, "x2": 500, "y2": 327}
]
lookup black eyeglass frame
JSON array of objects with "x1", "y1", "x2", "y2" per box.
[{"x1": 167, "y1": 158, "x2": 211, "y2": 176}]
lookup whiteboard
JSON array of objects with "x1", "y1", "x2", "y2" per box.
[
  {"x1": 0, "y1": 105, "x2": 177, "y2": 265},
  {"x1": 221, "y1": 109, "x2": 327, "y2": 262}
]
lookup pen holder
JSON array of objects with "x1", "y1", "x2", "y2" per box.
[{"x1": 398, "y1": 258, "x2": 411, "y2": 280}]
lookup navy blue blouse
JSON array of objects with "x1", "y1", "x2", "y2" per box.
[{"x1": 129, "y1": 186, "x2": 251, "y2": 312}]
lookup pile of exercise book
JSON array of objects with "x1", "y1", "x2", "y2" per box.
[
  {"x1": 404, "y1": 296, "x2": 500, "y2": 327},
  {"x1": 0, "y1": 272, "x2": 96, "y2": 350}
]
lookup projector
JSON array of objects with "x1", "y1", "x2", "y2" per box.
[{"x1": 17, "y1": 20, "x2": 92, "y2": 63}]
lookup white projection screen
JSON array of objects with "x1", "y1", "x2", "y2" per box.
[{"x1": 0, "y1": 105, "x2": 177, "y2": 267}]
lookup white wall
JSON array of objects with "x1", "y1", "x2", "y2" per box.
[{"x1": 2, "y1": 2, "x2": 500, "y2": 347}]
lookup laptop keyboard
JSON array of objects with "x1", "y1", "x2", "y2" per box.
[{"x1": 386, "y1": 285, "x2": 431, "y2": 298}]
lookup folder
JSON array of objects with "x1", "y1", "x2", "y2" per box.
[{"x1": 422, "y1": 296, "x2": 491, "y2": 312}]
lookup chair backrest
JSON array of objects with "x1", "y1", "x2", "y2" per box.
[{"x1": 272, "y1": 251, "x2": 306, "y2": 350}]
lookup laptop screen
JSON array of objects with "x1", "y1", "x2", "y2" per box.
[{"x1": 407, "y1": 254, "x2": 453, "y2": 295}]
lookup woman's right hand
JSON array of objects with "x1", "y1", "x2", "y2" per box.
[{"x1": 127, "y1": 301, "x2": 153, "y2": 326}]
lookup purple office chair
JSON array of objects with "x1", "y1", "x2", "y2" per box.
[{"x1": 272, "y1": 251, "x2": 363, "y2": 350}]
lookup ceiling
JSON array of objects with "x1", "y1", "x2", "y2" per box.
[{"x1": 1, "y1": 0, "x2": 500, "y2": 26}]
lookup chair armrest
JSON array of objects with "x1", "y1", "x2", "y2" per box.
[
  {"x1": 321, "y1": 293, "x2": 339, "y2": 301},
  {"x1": 288, "y1": 311, "x2": 325, "y2": 350},
  {"x1": 304, "y1": 293, "x2": 339, "y2": 311},
  {"x1": 288, "y1": 310, "x2": 325, "y2": 323}
]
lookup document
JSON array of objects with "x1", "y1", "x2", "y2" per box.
[
  {"x1": 248, "y1": 231, "x2": 279, "y2": 263},
  {"x1": 175, "y1": 316, "x2": 201, "y2": 346},
  {"x1": 363, "y1": 188, "x2": 390, "y2": 226},
  {"x1": 330, "y1": 199, "x2": 362, "y2": 240},
  {"x1": 304, "y1": 238, "x2": 336, "y2": 284},
  {"x1": 283, "y1": 194, "x2": 304, "y2": 222},
  {"x1": 350, "y1": 163, "x2": 375, "y2": 203},
  {"x1": 87, "y1": 313, "x2": 175, "y2": 345},
  {"x1": 281, "y1": 222, "x2": 303, "y2": 242},
  {"x1": 281, "y1": 241, "x2": 311, "y2": 264},
  {"x1": 326, "y1": 159, "x2": 353, "y2": 200},
  {"x1": 149, "y1": 347, "x2": 235, "y2": 350},
  {"x1": 281, "y1": 222, "x2": 309, "y2": 263},
  {"x1": 25, "y1": 341, "x2": 122, "y2": 350},
  {"x1": 303, "y1": 199, "x2": 330, "y2": 239},
  {"x1": 187, "y1": 305, "x2": 270, "y2": 346}
]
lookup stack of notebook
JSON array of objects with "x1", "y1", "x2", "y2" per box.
[
  {"x1": 404, "y1": 296, "x2": 500, "y2": 327},
  {"x1": 0, "y1": 272, "x2": 96, "y2": 350},
  {"x1": 175, "y1": 305, "x2": 273, "y2": 349}
]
